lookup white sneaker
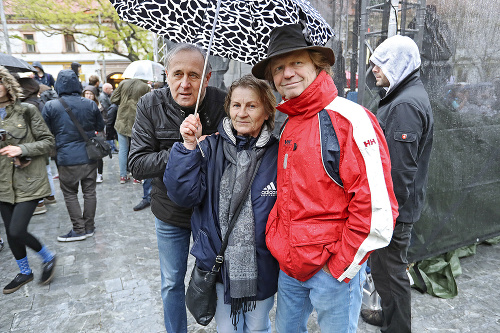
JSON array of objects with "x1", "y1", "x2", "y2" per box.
[{"x1": 96, "y1": 174, "x2": 103, "y2": 183}]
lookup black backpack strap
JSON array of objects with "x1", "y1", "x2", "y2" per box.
[{"x1": 59, "y1": 98, "x2": 90, "y2": 142}]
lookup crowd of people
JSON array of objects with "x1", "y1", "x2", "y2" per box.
[{"x1": 0, "y1": 24, "x2": 434, "y2": 333}]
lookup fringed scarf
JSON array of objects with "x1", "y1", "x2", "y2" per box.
[{"x1": 218, "y1": 118, "x2": 271, "y2": 328}]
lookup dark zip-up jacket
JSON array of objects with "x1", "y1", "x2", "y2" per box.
[
  {"x1": 164, "y1": 119, "x2": 279, "y2": 303},
  {"x1": 42, "y1": 70, "x2": 104, "y2": 166},
  {"x1": 129, "y1": 86, "x2": 226, "y2": 228},
  {"x1": 376, "y1": 69, "x2": 434, "y2": 223}
]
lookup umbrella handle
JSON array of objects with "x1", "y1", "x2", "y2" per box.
[{"x1": 196, "y1": 137, "x2": 205, "y2": 158}]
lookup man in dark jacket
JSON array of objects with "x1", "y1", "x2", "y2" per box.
[
  {"x1": 42, "y1": 70, "x2": 105, "y2": 242},
  {"x1": 99, "y1": 83, "x2": 117, "y2": 153},
  {"x1": 32, "y1": 61, "x2": 55, "y2": 88},
  {"x1": 128, "y1": 43, "x2": 226, "y2": 333},
  {"x1": 361, "y1": 35, "x2": 434, "y2": 333}
]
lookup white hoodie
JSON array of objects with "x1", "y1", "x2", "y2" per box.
[{"x1": 370, "y1": 35, "x2": 421, "y2": 95}]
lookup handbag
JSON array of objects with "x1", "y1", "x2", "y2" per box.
[
  {"x1": 59, "y1": 98, "x2": 112, "y2": 160},
  {"x1": 185, "y1": 159, "x2": 262, "y2": 326}
]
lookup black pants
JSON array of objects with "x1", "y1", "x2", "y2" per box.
[
  {"x1": 97, "y1": 159, "x2": 103, "y2": 174},
  {"x1": 0, "y1": 199, "x2": 42, "y2": 260},
  {"x1": 370, "y1": 221, "x2": 413, "y2": 333}
]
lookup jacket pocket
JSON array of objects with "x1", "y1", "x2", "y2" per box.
[
  {"x1": 190, "y1": 229, "x2": 216, "y2": 270},
  {"x1": 290, "y1": 220, "x2": 341, "y2": 247},
  {"x1": 14, "y1": 172, "x2": 46, "y2": 196},
  {"x1": 156, "y1": 129, "x2": 180, "y2": 140},
  {"x1": 394, "y1": 131, "x2": 417, "y2": 143}
]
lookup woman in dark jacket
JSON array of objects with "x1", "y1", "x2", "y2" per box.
[
  {"x1": 164, "y1": 75, "x2": 279, "y2": 332},
  {"x1": 0, "y1": 66, "x2": 57, "y2": 294}
]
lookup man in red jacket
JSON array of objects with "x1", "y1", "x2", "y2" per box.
[{"x1": 252, "y1": 24, "x2": 399, "y2": 332}]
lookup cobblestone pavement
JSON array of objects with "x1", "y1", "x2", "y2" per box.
[{"x1": 1, "y1": 156, "x2": 499, "y2": 332}]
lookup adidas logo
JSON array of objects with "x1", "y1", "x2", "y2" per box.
[{"x1": 261, "y1": 182, "x2": 277, "y2": 197}]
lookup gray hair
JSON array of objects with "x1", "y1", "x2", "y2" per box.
[{"x1": 165, "y1": 43, "x2": 212, "y2": 74}]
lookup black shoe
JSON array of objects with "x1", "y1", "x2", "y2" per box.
[
  {"x1": 133, "y1": 199, "x2": 151, "y2": 211},
  {"x1": 40, "y1": 256, "x2": 57, "y2": 285},
  {"x1": 3, "y1": 273, "x2": 34, "y2": 294},
  {"x1": 360, "y1": 309, "x2": 384, "y2": 327}
]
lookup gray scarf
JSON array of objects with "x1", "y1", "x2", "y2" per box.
[{"x1": 218, "y1": 118, "x2": 271, "y2": 325}]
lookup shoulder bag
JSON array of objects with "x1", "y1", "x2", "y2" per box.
[
  {"x1": 59, "y1": 98, "x2": 111, "y2": 160},
  {"x1": 185, "y1": 158, "x2": 262, "y2": 326}
]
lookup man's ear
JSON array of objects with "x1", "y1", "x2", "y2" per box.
[{"x1": 204, "y1": 72, "x2": 212, "y2": 87}]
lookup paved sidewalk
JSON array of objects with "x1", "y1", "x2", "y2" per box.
[{"x1": 1, "y1": 156, "x2": 499, "y2": 332}]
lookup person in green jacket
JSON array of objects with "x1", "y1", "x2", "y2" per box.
[
  {"x1": 0, "y1": 66, "x2": 57, "y2": 294},
  {"x1": 110, "y1": 77, "x2": 150, "y2": 184}
]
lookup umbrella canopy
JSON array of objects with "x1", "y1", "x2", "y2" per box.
[
  {"x1": 0, "y1": 53, "x2": 36, "y2": 73},
  {"x1": 110, "y1": 0, "x2": 334, "y2": 65},
  {"x1": 122, "y1": 60, "x2": 165, "y2": 82}
]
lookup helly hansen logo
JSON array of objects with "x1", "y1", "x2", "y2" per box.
[
  {"x1": 364, "y1": 138, "x2": 377, "y2": 147},
  {"x1": 261, "y1": 182, "x2": 277, "y2": 197},
  {"x1": 284, "y1": 140, "x2": 292, "y2": 146}
]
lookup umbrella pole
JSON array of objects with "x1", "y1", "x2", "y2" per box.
[{"x1": 193, "y1": 0, "x2": 222, "y2": 157}]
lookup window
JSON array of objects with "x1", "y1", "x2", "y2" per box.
[
  {"x1": 24, "y1": 34, "x2": 36, "y2": 53},
  {"x1": 64, "y1": 34, "x2": 76, "y2": 53}
]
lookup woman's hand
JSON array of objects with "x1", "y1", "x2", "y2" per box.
[
  {"x1": 0, "y1": 145, "x2": 22, "y2": 158},
  {"x1": 180, "y1": 114, "x2": 202, "y2": 150}
]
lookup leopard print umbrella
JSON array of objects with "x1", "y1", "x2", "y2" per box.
[{"x1": 110, "y1": 0, "x2": 334, "y2": 65}]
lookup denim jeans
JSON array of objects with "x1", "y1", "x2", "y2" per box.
[
  {"x1": 155, "y1": 218, "x2": 191, "y2": 333},
  {"x1": 276, "y1": 262, "x2": 366, "y2": 333},
  {"x1": 143, "y1": 179, "x2": 152, "y2": 202},
  {"x1": 214, "y1": 283, "x2": 274, "y2": 333},
  {"x1": 46, "y1": 164, "x2": 56, "y2": 196},
  {"x1": 117, "y1": 133, "x2": 129, "y2": 178}
]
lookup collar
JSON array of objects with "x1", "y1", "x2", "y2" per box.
[
  {"x1": 221, "y1": 117, "x2": 273, "y2": 149},
  {"x1": 277, "y1": 71, "x2": 338, "y2": 118},
  {"x1": 381, "y1": 68, "x2": 420, "y2": 102}
]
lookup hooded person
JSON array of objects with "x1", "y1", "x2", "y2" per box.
[
  {"x1": 16, "y1": 76, "x2": 57, "y2": 213},
  {"x1": 32, "y1": 61, "x2": 55, "y2": 88},
  {"x1": 42, "y1": 70, "x2": 105, "y2": 242},
  {"x1": 361, "y1": 35, "x2": 434, "y2": 333},
  {"x1": 0, "y1": 65, "x2": 57, "y2": 294},
  {"x1": 82, "y1": 85, "x2": 100, "y2": 106},
  {"x1": 17, "y1": 77, "x2": 44, "y2": 111}
]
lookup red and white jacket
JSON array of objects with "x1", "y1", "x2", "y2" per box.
[{"x1": 266, "y1": 72, "x2": 398, "y2": 282}]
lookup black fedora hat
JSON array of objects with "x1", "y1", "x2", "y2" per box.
[{"x1": 252, "y1": 23, "x2": 335, "y2": 80}]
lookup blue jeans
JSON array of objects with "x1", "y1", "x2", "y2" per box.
[
  {"x1": 214, "y1": 283, "x2": 274, "y2": 333},
  {"x1": 155, "y1": 218, "x2": 191, "y2": 333},
  {"x1": 106, "y1": 139, "x2": 118, "y2": 152},
  {"x1": 117, "y1": 133, "x2": 129, "y2": 178},
  {"x1": 143, "y1": 178, "x2": 152, "y2": 202},
  {"x1": 276, "y1": 263, "x2": 366, "y2": 333}
]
